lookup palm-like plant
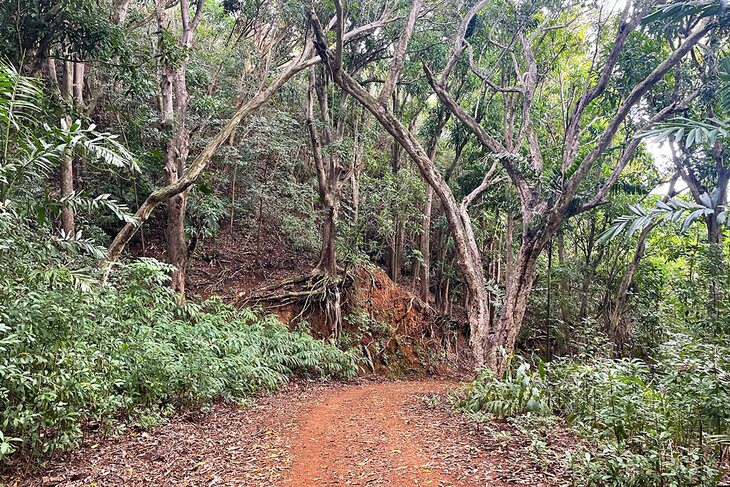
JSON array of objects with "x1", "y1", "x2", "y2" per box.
[
  {"x1": 599, "y1": 188, "x2": 728, "y2": 244},
  {"x1": 0, "y1": 62, "x2": 138, "y2": 235},
  {"x1": 642, "y1": 0, "x2": 730, "y2": 25}
]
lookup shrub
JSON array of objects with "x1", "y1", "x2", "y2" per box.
[
  {"x1": 458, "y1": 347, "x2": 728, "y2": 485},
  {"x1": 0, "y1": 220, "x2": 355, "y2": 462},
  {"x1": 459, "y1": 360, "x2": 550, "y2": 418}
]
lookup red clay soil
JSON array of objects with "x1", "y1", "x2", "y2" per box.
[
  {"x1": 7, "y1": 379, "x2": 573, "y2": 486},
  {"x1": 287, "y1": 381, "x2": 458, "y2": 486}
]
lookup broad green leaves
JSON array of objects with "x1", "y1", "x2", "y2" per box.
[
  {"x1": 0, "y1": 221, "x2": 356, "y2": 459},
  {"x1": 642, "y1": 117, "x2": 729, "y2": 149},
  {"x1": 599, "y1": 188, "x2": 727, "y2": 244},
  {"x1": 0, "y1": 62, "x2": 138, "y2": 239},
  {"x1": 642, "y1": 0, "x2": 729, "y2": 25}
]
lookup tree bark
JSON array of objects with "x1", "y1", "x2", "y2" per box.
[
  {"x1": 419, "y1": 185, "x2": 433, "y2": 302},
  {"x1": 606, "y1": 223, "x2": 655, "y2": 352},
  {"x1": 60, "y1": 147, "x2": 75, "y2": 236},
  {"x1": 60, "y1": 59, "x2": 75, "y2": 237},
  {"x1": 307, "y1": 67, "x2": 351, "y2": 277},
  {"x1": 503, "y1": 212, "x2": 514, "y2": 282},
  {"x1": 318, "y1": 205, "x2": 338, "y2": 275},
  {"x1": 417, "y1": 112, "x2": 449, "y2": 303},
  {"x1": 491, "y1": 234, "x2": 547, "y2": 369},
  {"x1": 111, "y1": 0, "x2": 131, "y2": 24},
  {"x1": 154, "y1": 0, "x2": 199, "y2": 298}
]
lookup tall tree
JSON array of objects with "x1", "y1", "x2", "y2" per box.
[
  {"x1": 306, "y1": 67, "x2": 353, "y2": 275},
  {"x1": 153, "y1": 0, "x2": 204, "y2": 298}
]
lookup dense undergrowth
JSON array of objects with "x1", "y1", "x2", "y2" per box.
[
  {"x1": 459, "y1": 333, "x2": 730, "y2": 486},
  {"x1": 0, "y1": 61, "x2": 357, "y2": 467},
  {"x1": 0, "y1": 217, "x2": 355, "y2": 464}
]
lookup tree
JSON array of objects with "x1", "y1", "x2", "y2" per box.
[
  {"x1": 104, "y1": 7, "x2": 400, "y2": 270},
  {"x1": 153, "y1": 0, "x2": 204, "y2": 298},
  {"x1": 306, "y1": 67, "x2": 352, "y2": 276},
  {"x1": 313, "y1": 0, "x2": 718, "y2": 370}
]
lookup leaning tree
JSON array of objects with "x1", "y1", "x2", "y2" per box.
[{"x1": 104, "y1": 3, "x2": 406, "y2": 269}]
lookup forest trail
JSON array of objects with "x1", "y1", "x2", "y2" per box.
[
  {"x1": 287, "y1": 381, "x2": 458, "y2": 486},
  {"x1": 16, "y1": 379, "x2": 570, "y2": 486}
]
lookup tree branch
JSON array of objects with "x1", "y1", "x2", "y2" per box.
[
  {"x1": 561, "y1": 20, "x2": 716, "y2": 211},
  {"x1": 378, "y1": 0, "x2": 422, "y2": 105},
  {"x1": 578, "y1": 92, "x2": 697, "y2": 214}
]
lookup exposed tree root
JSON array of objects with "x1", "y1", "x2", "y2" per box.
[{"x1": 236, "y1": 269, "x2": 354, "y2": 340}]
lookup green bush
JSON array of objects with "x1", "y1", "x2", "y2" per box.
[
  {"x1": 458, "y1": 345, "x2": 728, "y2": 485},
  {"x1": 0, "y1": 220, "x2": 355, "y2": 462},
  {"x1": 459, "y1": 360, "x2": 550, "y2": 418}
]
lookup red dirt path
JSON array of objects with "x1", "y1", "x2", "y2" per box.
[
  {"x1": 8, "y1": 379, "x2": 572, "y2": 486},
  {"x1": 287, "y1": 381, "x2": 458, "y2": 486}
]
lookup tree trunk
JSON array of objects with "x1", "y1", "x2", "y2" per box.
[
  {"x1": 417, "y1": 134, "x2": 444, "y2": 303},
  {"x1": 351, "y1": 169, "x2": 360, "y2": 226},
  {"x1": 306, "y1": 67, "x2": 349, "y2": 277},
  {"x1": 389, "y1": 221, "x2": 404, "y2": 281},
  {"x1": 503, "y1": 213, "x2": 514, "y2": 282},
  {"x1": 491, "y1": 235, "x2": 546, "y2": 371},
  {"x1": 387, "y1": 128, "x2": 403, "y2": 281},
  {"x1": 156, "y1": 0, "x2": 200, "y2": 299},
  {"x1": 606, "y1": 223, "x2": 654, "y2": 352},
  {"x1": 325, "y1": 68, "x2": 493, "y2": 366},
  {"x1": 60, "y1": 59, "x2": 75, "y2": 236},
  {"x1": 162, "y1": 125, "x2": 190, "y2": 296},
  {"x1": 419, "y1": 185, "x2": 433, "y2": 302},
  {"x1": 60, "y1": 147, "x2": 75, "y2": 236},
  {"x1": 73, "y1": 62, "x2": 84, "y2": 104},
  {"x1": 160, "y1": 62, "x2": 189, "y2": 297},
  {"x1": 318, "y1": 203, "x2": 338, "y2": 275},
  {"x1": 111, "y1": 0, "x2": 131, "y2": 24},
  {"x1": 706, "y1": 215, "x2": 724, "y2": 246},
  {"x1": 579, "y1": 219, "x2": 597, "y2": 320}
]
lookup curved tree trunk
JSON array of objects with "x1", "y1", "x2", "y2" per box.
[{"x1": 314, "y1": 58, "x2": 493, "y2": 364}]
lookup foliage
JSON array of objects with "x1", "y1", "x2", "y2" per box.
[
  {"x1": 458, "y1": 346, "x2": 730, "y2": 485},
  {"x1": 0, "y1": 62, "x2": 137, "y2": 232},
  {"x1": 643, "y1": 117, "x2": 730, "y2": 149},
  {"x1": 459, "y1": 360, "x2": 550, "y2": 418},
  {"x1": 599, "y1": 189, "x2": 728, "y2": 244},
  {"x1": 0, "y1": 216, "x2": 354, "y2": 462},
  {"x1": 0, "y1": 0, "x2": 728, "y2": 482}
]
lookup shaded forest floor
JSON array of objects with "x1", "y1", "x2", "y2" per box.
[{"x1": 14, "y1": 379, "x2": 574, "y2": 486}]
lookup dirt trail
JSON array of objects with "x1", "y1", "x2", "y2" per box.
[
  {"x1": 287, "y1": 381, "x2": 457, "y2": 486},
  {"x1": 10, "y1": 379, "x2": 572, "y2": 486}
]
